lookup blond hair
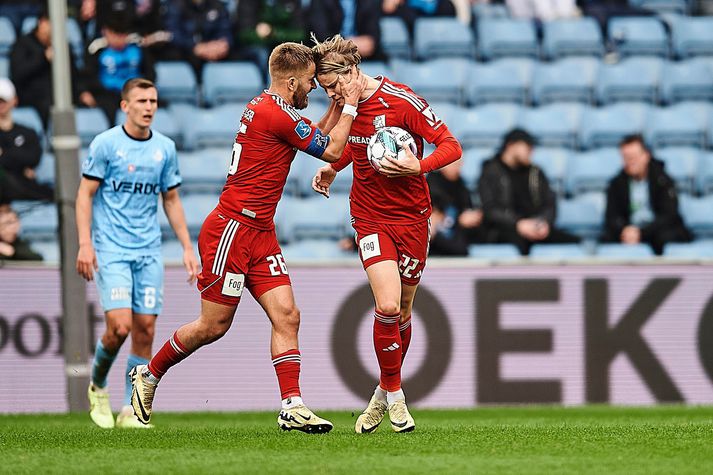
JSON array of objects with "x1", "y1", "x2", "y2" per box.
[
  {"x1": 311, "y1": 33, "x2": 361, "y2": 76},
  {"x1": 268, "y1": 42, "x2": 315, "y2": 79},
  {"x1": 121, "y1": 78, "x2": 155, "y2": 100}
]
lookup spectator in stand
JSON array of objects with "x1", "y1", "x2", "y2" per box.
[
  {"x1": 10, "y1": 8, "x2": 84, "y2": 127},
  {"x1": 163, "y1": 0, "x2": 233, "y2": 78},
  {"x1": 0, "y1": 0, "x2": 43, "y2": 35},
  {"x1": 81, "y1": 18, "x2": 156, "y2": 124},
  {"x1": 602, "y1": 134, "x2": 691, "y2": 256},
  {"x1": 505, "y1": 0, "x2": 579, "y2": 21},
  {"x1": 478, "y1": 128, "x2": 580, "y2": 255},
  {"x1": 236, "y1": 0, "x2": 306, "y2": 78},
  {"x1": 382, "y1": 0, "x2": 458, "y2": 36},
  {"x1": 0, "y1": 205, "x2": 43, "y2": 261},
  {"x1": 308, "y1": 0, "x2": 383, "y2": 61},
  {"x1": 0, "y1": 79, "x2": 54, "y2": 204},
  {"x1": 427, "y1": 159, "x2": 484, "y2": 256}
]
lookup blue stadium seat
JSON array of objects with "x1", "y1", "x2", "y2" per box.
[
  {"x1": 595, "y1": 57, "x2": 663, "y2": 104},
  {"x1": 0, "y1": 56, "x2": 7, "y2": 77},
  {"x1": 184, "y1": 103, "x2": 241, "y2": 150},
  {"x1": 477, "y1": 18, "x2": 538, "y2": 60},
  {"x1": 380, "y1": 17, "x2": 411, "y2": 59},
  {"x1": 529, "y1": 243, "x2": 590, "y2": 259},
  {"x1": 629, "y1": 0, "x2": 688, "y2": 14},
  {"x1": 663, "y1": 240, "x2": 713, "y2": 259},
  {"x1": 542, "y1": 18, "x2": 604, "y2": 59},
  {"x1": 35, "y1": 153, "x2": 55, "y2": 185},
  {"x1": 567, "y1": 148, "x2": 621, "y2": 195},
  {"x1": 359, "y1": 61, "x2": 393, "y2": 79},
  {"x1": 660, "y1": 60, "x2": 713, "y2": 104},
  {"x1": 414, "y1": 17, "x2": 475, "y2": 59},
  {"x1": 645, "y1": 102, "x2": 709, "y2": 149},
  {"x1": 596, "y1": 243, "x2": 654, "y2": 259},
  {"x1": 76, "y1": 108, "x2": 109, "y2": 148},
  {"x1": 654, "y1": 147, "x2": 698, "y2": 194},
  {"x1": 698, "y1": 152, "x2": 713, "y2": 195},
  {"x1": 467, "y1": 58, "x2": 534, "y2": 105},
  {"x1": 279, "y1": 195, "x2": 350, "y2": 242},
  {"x1": 579, "y1": 102, "x2": 650, "y2": 149},
  {"x1": 472, "y1": 3, "x2": 510, "y2": 18},
  {"x1": 31, "y1": 239, "x2": 59, "y2": 263},
  {"x1": 679, "y1": 194, "x2": 713, "y2": 238},
  {"x1": 608, "y1": 17, "x2": 669, "y2": 57},
  {"x1": 467, "y1": 243, "x2": 521, "y2": 260},
  {"x1": 178, "y1": 148, "x2": 228, "y2": 194},
  {"x1": 160, "y1": 193, "x2": 218, "y2": 235},
  {"x1": 450, "y1": 103, "x2": 521, "y2": 149},
  {"x1": 155, "y1": 62, "x2": 198, "y2": 104},
  {"x1": 291, "y1": 152, "x2": 353, "y2": 197},
  {"x1": 115, "y1": 108, "x2": 183, "y2": 148},
  {"x1": 14, "y1": 107, "x2": 44, "y2": 142},
  {"x1": 202, "y1": 62, "x2": 263, "y2": 106},
  {"x1": 532, "y1": 147, "x2": 569, "y2": 194},
  {"x1": 281, "y1": 239, "x2": 353, "y2": 261},
  {"x1": 531, "y1": 57, "x2": 599, "y2": 105},
  {"x1": 392, "y1": 58, "x2": 468, "y2": 104},
  {"x1": 460, "y1": 147, "x2": 493, "y2": 191},
  {"x1": 18, "y1": 202, "x2": 58, "y2": 240},
  {"x1": 518, "y1": 102, "x2": 583, "y2": 148},
  {"x1": 556, "y1": 192, "x2": 605, "y2": 238},
  {"x1": 160, "y1": 238, "x2": 199, "y2": 264},
  {"x1": 427, "y1": 101, "x2": 460, "y2": 126},
  {"x1": 0, "y1": 17, "x2": 15, "y2": 56},
  {"x1": 671, "y1": 16, "x2": 713, "y2": 58}
]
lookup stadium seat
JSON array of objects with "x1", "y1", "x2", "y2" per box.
[
  {"x1": 18, "y1": 202, "x2": 58, "y2": 240},
  {"x1": 183, "y1": 103, "x2": 242, "y2": 150},
  {"x1": 160, "y1": 193, "x2": 218, "y2": 235},
  {"x1": 654, "y1": 147, "x2": 698, "y2": 194},
  {"x1": 414, "y1": 17, "x2": 475, "y2": 59},
  {"x1": 76, "y1": 108, "x2": 109, "y2": 148},
  {"x1": 281, "y1": 239, "x2": 353, "y2": 261},
  {"x1": 467, "y1": 58, "x2": 534, "y2": 105},
  {"x1": 0, "y1": 56, "x2": 8, "y2": 77},
  {"x1": 531, "y1": 57, "x2": 599, "y2": 105},
  {"x1": 579, "y1": 102, "x2": 650, "y2": 149},
  {"x1": 556, "y1": 192, "x2": 605, "y2": 238},
  {"x1": 607, "y1": 17, "x2": 669, "y2": 57},
  {"x1": 155, "y1": 62, "x2": 198, "y2": 104},
  {"x1": 663, "y1": 240, "x2": 713, "y2": 259},
  {"x1": 450, "y1": 103, "x2": 521, "y2": 149},
  {"x1": 472, "y1": 3, "x2": 510, "y2": 18},
  {"x1": 660, "y1": 60, "x2": 713, "y2": 104},
  {"x1": 542, "y1": 18, "x2": 604, "y2": 59},
  {"x1": 595, "y1": 243, "x2": 655, "y2": 259},
  {"x1": 428, "y1": 101, "x2": 460, "y2": 126},
  {"x1": 14, "y1": 107, "x2": 45, "y2": 143},
  {"x1": 595, "y1": 57, "x2": 663, "y2": 104},
  {"x1": 160, "y1": 238, "x2": 199, "y2": 264},
  {"x1": 35, "y1": 153, "x2": 55, "y2": 185},
  {"x1": 529, "y1": 243, "x2": 590, "y2": 259},
  {"x1": 532, "y1": 147, "x2": 570, "y2": 194},
  {"x1": 380, "y1": 17, "x2": 411, "y2": 59},
  {"x1": 679, "y1": 194, "x2": 713, "y2": 238},
  {"x1": 518, "y1": 102, "x2": 583, "y2": 148},
  {"x1": 392, "y1": 58, "x2": 468, "y2": 104},
  {"x1": 567, "y1": 149, "x2": 621, "y2": 195},
  {"x1": 477, "y1": 18, "x2": 538, "y2": 60},
  {"x1": 645, "y1": 102, "x2": 709, "y2": 149},
  {"x1": 460, "y1": 147, "x2": 494, "y2": 192},
  {"x1": 467, "y1": 244, "x2": 521, "y2": 260},
  {"x1": 178, "y1": 148, "x2": 229, "y2": 194},
  {"x1": 359, "y1": 61, "x2": 393, "y2": 79},
  {"x1": 279, "y1": 195, "x2": 350, "y2": 242},
  {"x1": 629, "y1": 0, "x2": 688, "y2": 14},
  {"x1": 115, "y1": 108, "x2": 183, "y2": 149},
  {"x1": 202, "y1": 62, "x2": 263, "y2": 106},
  {"x1": 291, "y1": 152, "x2": 353, "y2": 197},
  {"x1": 698, "y1": 151, "x2": 713, "y2": 195},
  {"x1": 671, "y1": 16, "x2": 713, "y2": 58},
  {"x1": 31, "y1": 239, "x2": 59, "y2": 263},
  {"x1": 0, "y1": 17, "x2": 15, "y2": 56}
]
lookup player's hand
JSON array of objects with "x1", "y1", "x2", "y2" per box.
[
  {"x1": 340, "y1": 66, "x2": 367, "y2": 106},
  {"x1": 183, "y1": 247, "x2": 200, "y2": 283},
  {"x1": 76, "y1": 243, "x2": 98, "y2": 281},
  {"x1": 312, "y1": 164, "x2": 337, "y2": 198},
  {"x1": 378, "y1": 145, "x2": 421, "y2": 177}
]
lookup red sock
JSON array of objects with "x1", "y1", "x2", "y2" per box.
[
  {"x1": 148, "y1": 332, "x2": 190, "y2": 378},
  {"x1": 373, "y1": 311, "x2": 402, "y2": 392},
  {"x1": 400, "y1": 317, "x2": 412, "y2": 363},
  {"x1": 273, "y1": 349, "x2": 301, "y2": 400}
]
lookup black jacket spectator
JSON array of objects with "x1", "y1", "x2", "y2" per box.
[
  {"x1": 308, "y1": 0, "x2": 383, "y2": 60},
  {"x1": 0, "y1": 206, "x2": 43, "y2": 261}
]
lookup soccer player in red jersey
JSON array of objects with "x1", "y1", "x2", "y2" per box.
[
  {"x1": 130, "y1": 42, "x2": 367, "y2": 433},
  {"x1": 311, "y1": 35, "x2": 463, "y2": 433}
]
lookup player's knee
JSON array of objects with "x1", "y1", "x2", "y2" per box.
[
  {"x1": 375, "y1": 302, "x2": 400, "y2": 317},
  {"x1": 284, "y1": 306, "x2": 301, "y2": 332},
  {"x1": 111, "y1": 323, "x2": 131, "y2": 342}
]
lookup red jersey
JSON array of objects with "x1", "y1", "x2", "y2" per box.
[
  {"x1": 217, "y1": 92, "x2": 329, "y2": 230},
  {"x1": 336, "y1": 77, "x2": 451, "y2": 224}
]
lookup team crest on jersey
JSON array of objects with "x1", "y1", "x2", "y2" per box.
[
  {"x1": 153, "y1": 149, "x2": 163, "y2": 162},
  {"x1": 294, "y1": 120, "x2": 311, "y2": 139},
  {"x1": 373, "y1": 115, "x2": 386, "y2": 130}
]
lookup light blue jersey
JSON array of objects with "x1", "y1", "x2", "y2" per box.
[{"x1": 82, "y1": 126, "x2": 181, "y2": 255}]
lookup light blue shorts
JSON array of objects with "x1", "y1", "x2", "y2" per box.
[{"x1": 95, "y1": 251, "x2": 164, "y2": 315}]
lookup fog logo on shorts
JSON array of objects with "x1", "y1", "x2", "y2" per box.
[{"x1": 222, "y1": 272, "x2": 245, "y2": 297}]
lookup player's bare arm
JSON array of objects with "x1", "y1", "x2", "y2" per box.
[
  {"x1": 320, "y1": 68, "x2": 367, "y2": 162},
  {"x1": 161, "y1": 188, "x2": 199, "y2": 283},
  {"x1": 314, "y1": 98, "x2": 342, "y2": 134},
  {"x1": 381, "y1": 130, "x2": 462, "y2": 178},
  {"x1": 75, "y1": 177, "x2": 100, "y2": 281}
]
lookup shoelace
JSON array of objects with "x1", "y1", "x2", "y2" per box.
[
  {"x1": 390, "y1": 401, "x2": 408, "y2": 422},
  {"x1": 363, "y1": 401, "x2": 386, "y2": 425}
]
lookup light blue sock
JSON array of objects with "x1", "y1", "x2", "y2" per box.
[
  {"x1": 125, "y1": 354, "x2": 149, "y2": 406},
  {"x1": 92, "y1": 339, "x2": 118, "y2": 389}
]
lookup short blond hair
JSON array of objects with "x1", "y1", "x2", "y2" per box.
[
  {"x1": 269, "y1": 42, "x2": 315, "y2": 79},
  {"x1": 311, "y1": 34, "x2": 361, "y2": 76},
  {"x1": 121, "y1": 78, "x2": 155, "y2": 101}
]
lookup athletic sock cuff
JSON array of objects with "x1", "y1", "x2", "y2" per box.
[
  {"x1": 374, "y1": 311, "x2": 400, "y2": 324},
  {"x1": 272, "y1": 349, "x2": 301, "y2": 366}
]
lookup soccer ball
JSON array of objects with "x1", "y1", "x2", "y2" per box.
[{"x1": 366, "y1": 127, "x2": 418, "y2": 171}]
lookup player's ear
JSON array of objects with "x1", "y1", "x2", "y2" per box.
[
  {"x1": 287, "y1": 76, "x2": 297, "y2": 91},
  {"x1": 119, "y1": 99, "x2": 129, "y2": 113}
]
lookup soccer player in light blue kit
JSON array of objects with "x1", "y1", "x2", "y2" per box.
[{"x1": 76, "y1": 78, "x2": 200, "y2": 429}]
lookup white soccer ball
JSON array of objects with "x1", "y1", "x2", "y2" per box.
[{"x1": 366, "y1": 126, "x2": 418, "y2": 171}]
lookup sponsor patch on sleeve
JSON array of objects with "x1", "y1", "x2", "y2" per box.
[{"x1": 294, "y1": 120, "x2": 311, "y2": 139}]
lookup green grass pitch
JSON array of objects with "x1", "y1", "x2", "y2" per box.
[{"x1": 2, "y1": 406, "x2": 713, "y2": 474}]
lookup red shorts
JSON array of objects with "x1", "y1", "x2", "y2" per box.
[
  {"x1": 352, "y1": 217, "x2": 430, "y2": 286},
  {"x1": 197, "y1": 208, "x2": 291, "y2": 306}
]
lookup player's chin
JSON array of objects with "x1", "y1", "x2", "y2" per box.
[{"x1": 142, "y1": 115, "x2": 153, "y2": 125}]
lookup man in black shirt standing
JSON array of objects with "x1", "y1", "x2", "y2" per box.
[{"x1": 478, "y1": 128, "x2": 579, "y2": 255}]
